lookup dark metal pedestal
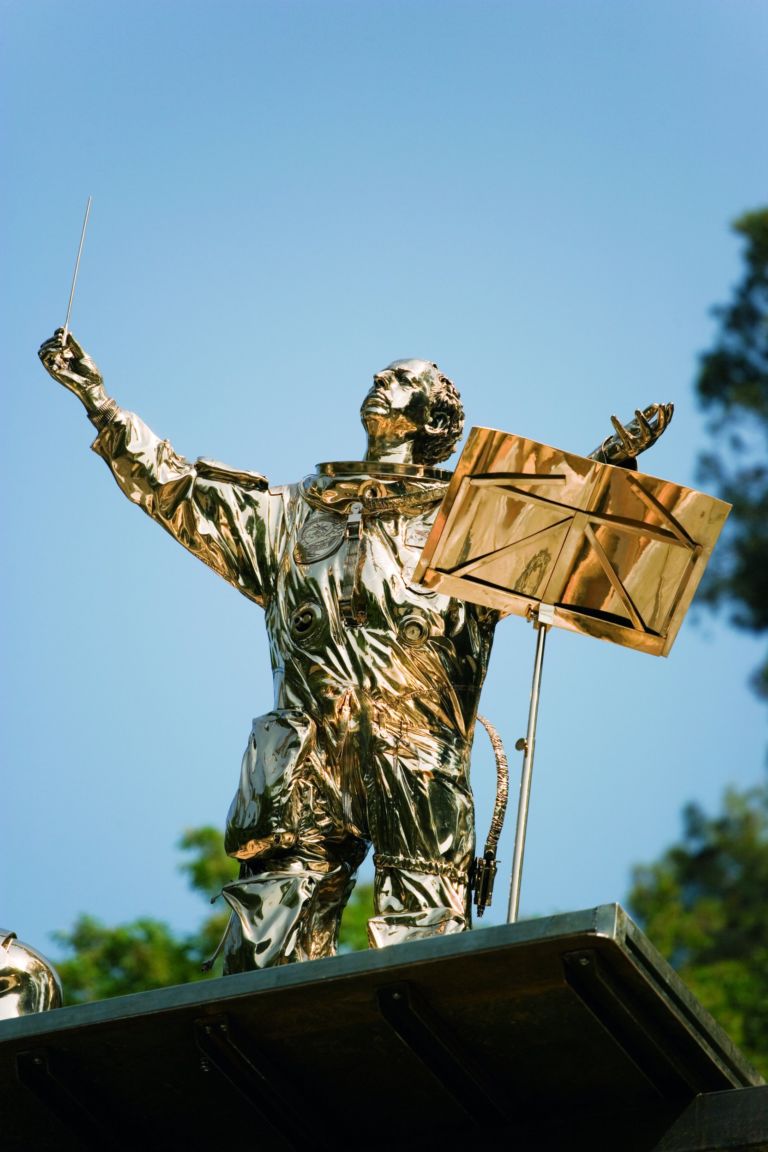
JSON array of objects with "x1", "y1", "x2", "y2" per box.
[{"x1": 1, "y1": 905, "x2": 764, "y2": 1151}]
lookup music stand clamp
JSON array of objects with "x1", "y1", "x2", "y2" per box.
[{"x1": 414, "y1": 427, "x2": 731, "y2": 923}]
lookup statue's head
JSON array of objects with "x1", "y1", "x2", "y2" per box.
[
  {"x1": 0, "y1": 931, "x2": 62, "y2": 1019},
  {"x1": 361, "y1": 359, "x2": 464, "y2": 465}
]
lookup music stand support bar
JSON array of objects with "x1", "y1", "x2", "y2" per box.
[{"x1": 507, "y1": 604, "x2": 554, "y2": 923}]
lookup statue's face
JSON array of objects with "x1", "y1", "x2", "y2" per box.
[{"x1": 360, "y1": 360, "x2": 438, "y2": 443}]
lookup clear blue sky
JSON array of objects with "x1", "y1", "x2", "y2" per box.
[{"x1": 2, "y1": 0, "x2": 766, "y2": 959}]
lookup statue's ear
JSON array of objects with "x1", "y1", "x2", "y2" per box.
[{"x1": 425, "y1": 408, "x2": 450, "y2": 436}]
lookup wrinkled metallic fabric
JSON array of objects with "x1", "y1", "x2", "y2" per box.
[{"x1": 92, "y1": 412, "x2": 498, "y2": 969}]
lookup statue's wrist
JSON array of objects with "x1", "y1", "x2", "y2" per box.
[
  {"x1": 600, "y1": 435, "x2": 630, "y2": 464},
  {"x1": 82, "y1": 386, "x2": 119, "y2": 430},
  {"x1": 597, "y1": 438, "x2": 639, "y2": 470}
]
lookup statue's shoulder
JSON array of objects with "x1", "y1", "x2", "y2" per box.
[{"x1": 194, "y1": 457, "x2": 269, "y2": 492}]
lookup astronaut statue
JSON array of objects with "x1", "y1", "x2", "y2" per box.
[{"x1": 38, "y1": 330, "x2": 671, "y2": 972}]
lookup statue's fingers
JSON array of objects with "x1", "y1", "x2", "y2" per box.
[
  {"x1": 39, "y1": 333, "x2": 64, "y2": 355},
  {"x1": 39, "y1": 328, "x2": 71, "y2": 368},
  {"x1": 644, "y1": 402, "x2": 673, "y2": 433},
  {"x1": 610, "y1": 415, "x2": 634, "y2": 453},
  {"x1": 634, "y1": 408, "x2": 653, "y2": 441},
  {"x1": 38, "y1": 344, "x2": 65, "y2": 370}
]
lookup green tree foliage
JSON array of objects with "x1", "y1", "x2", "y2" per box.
[
  {"x1": 628, "y1": 783, "x2": 768, "y2": 1077},
  {"x1": 338, "y1": 881, "x2": 375, "y2": 953},
  {"x1": 695, "y1": 208, "x2": 768, "y2": 698},
  {"x1": 53, "y1": 829, "x2": 373, "y2": 1003},
  {"x1": 52, "y1": 915, "x2": 210, "y2": 1004},
  {"x1": 53, "y1": 829, "x2": 235, "y2": 1003},
  {"x1": 177, "y1": 825, "x2": 239, "y2": 894}
]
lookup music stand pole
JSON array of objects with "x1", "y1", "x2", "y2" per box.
[{"x1": 507, "y1": 603, "x2": 554, "y2": 923}]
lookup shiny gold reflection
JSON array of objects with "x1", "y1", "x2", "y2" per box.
[{"x1": 414, "y1": 428, "x2": 730, "y2": 656}]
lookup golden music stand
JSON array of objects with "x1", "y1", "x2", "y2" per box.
[{"x1": 414, "y1": 427, "x2": 731, "y2": 922}]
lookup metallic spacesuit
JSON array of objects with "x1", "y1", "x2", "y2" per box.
[
  {"x1": 38, "y1": 331, "x2": 671, "y2": 971},
  {"x1": 93, "y1": 410, "x2": 494, "y2": 968}
]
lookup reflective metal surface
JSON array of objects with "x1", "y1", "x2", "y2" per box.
[
  {"x1": 37, "y1": 339, "x2": 496, "y2": 968},
  {"x1": 99, "y1": 419, "x2": 492, "y2": 967},
  {"x1": 414, "y1": 427, "x2": 730, "y2": 656},
  {"x1": 0, "y1": 931, "x2": 62, "y2": 1018},
  {"x1": 591, "y1": 402, "x2": 674, "y2": 466},
  {"x1": 507, "y1": 605, "x2": 552, "y2": 924},
  {"x1": 37, "y1": 332, "x2": 677, "y2": 971},
  {"x1": 472, "y1": 714, "x2": 509, "y2": 917},
  {"x1": 1, "y1": 907, "x2": 762, "y2": 1151}
]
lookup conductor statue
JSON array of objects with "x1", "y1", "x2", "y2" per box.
[{"x1": 38, "y1": 330, "x2": 672, "y2": 972}]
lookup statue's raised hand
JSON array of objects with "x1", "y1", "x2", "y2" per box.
[
  {"x1": 591, "y1": 402, "x2": 674, "y2": 467},
  {"x1": 38, "y1": 329, "x2": 103, "y2": 398}
]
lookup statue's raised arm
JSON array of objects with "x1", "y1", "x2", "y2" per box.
[{"x1": 38, "y1": 329, "x2": 274, "y2": 607}]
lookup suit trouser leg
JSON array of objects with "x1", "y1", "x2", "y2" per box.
[
  {"x1": 222, "y1": 728, "x2": 369, "y2": 973},
  {"x1": 221, "y1": 838, "x2": 367, "y2": 973},
  {"x1": 365, "y1": 727, "x2": 474, "y2": 948}
]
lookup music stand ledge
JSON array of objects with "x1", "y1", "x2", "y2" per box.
[{"x1": 1, "y1": 905, "x2": 765, "y2": 1151}]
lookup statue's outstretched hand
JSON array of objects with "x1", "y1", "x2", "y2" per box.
[
  {"x1": 592, "y1": 402, "x2": 674, "y2": 467},
  {"x1": 38, "y1": 329, "x2": 104, "y2": 398}
]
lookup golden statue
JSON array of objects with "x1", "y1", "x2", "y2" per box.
[{"x1": 38, "y1": 330, "x2": 672, "y2": 971}]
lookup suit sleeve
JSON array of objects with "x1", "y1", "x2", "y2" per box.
[{"x1": 91, "y1": 409, "x2": 275, "y2": 607}]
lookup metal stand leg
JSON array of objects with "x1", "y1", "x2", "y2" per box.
[{"x1": 507, "y1": 604, "x2": 554, "y2": 923}]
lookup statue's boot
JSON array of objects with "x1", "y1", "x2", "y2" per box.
[
  {"x1": 367, "y1": 862, "x2": 469, "y2": 948},
  {"x1": 220, "y1": 861, "x2": 357, "y2": 972}
]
